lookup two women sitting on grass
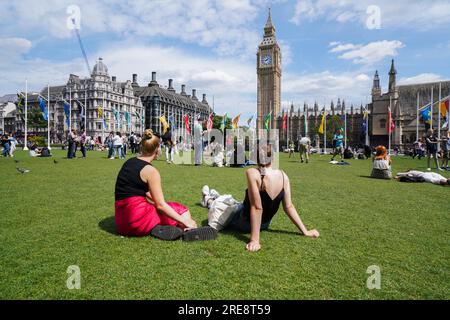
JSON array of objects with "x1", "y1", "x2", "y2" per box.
[
  {"x1": 201, "y1": 144, "x2": 319, "y2": 252},
  {"x1": 370, "y1": 145, "x2": 392, "y2": 179},
  {"x1": 114, "y1": 133, "x2": 319, "y2": 250}
]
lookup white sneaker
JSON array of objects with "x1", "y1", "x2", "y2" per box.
[
  {"x1": 202, "y1": 185, "x2": 210, "y2": 197},
  {"x1": 209, "y1": 189, "x2": 220, "y2": 199}
]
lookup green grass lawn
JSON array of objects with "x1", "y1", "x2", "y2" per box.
[{"x1": 0, "y1": 149, "x2": 449, "y2": 299}]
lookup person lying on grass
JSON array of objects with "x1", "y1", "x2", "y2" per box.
[
  {"x1": 395, "y1": 170, "x2": 450, "y2": 186},
  {"x1": 201, "y1": 143, "x2": 319, "y2": 252},
  {"x1": 115, "y1": 129, "x2": 216, "y2": 241}
]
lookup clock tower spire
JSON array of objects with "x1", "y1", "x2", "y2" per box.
[{"x1": 257, "y1": 8, "x2": 281, "y2": 131}]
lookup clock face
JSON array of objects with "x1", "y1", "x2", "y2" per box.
[{"x1": 261, "y1": 55, "x2": 272, "y2": 65}]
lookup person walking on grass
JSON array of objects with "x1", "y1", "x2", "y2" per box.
[
  {"x1": 288, "y1": 140, "x2": 295, "y2": 158},
  {"x1": 115, "y1": 129, "x2": 215, "y2": 241},
  {"x1": 80, "y1": 130, "x2": 87, "y2": 158},
  {"x1": 425, "y1": 129, "x2": 443, "y2": 171},
  {"x1": 111, "y1": 132, "x2": 124, "y2": 160},
  {"x1": 201, "y1": 143, "x2": 319, "y2": 252},
  {"x1": 106, "y1": 132, "x2": 114, "y2": 158},
  {"x1": 299, "y1": 136, "x2": 311, "y2": 163},
  {"x1": 1, "y1": 132, "x2": 10, "y2": 157},
  {"x1": 331, "y1": 129, "x2": 344, "y2": 161}
]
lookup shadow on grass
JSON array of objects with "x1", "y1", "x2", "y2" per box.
[
  {"x1": 98, "y1": 216, "x2": 118, "y2": 235},
  {"x1": 201, "y1": 219, "x2": 250, "y2": 244}
]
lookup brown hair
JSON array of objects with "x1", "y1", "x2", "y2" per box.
[
  {"x1": 257, "y1": 143, "x2": 273, "y2": 167},
  {"x1": 374, "y1": 145, "x2": 388, "y2": 160},
  {"x1": 141, "y1": 129, "x2": 160, "y2": 156}
]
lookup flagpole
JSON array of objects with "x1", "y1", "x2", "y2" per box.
[
  {"x1": 438, "y1": 82, "x2": 441, "y2": 144},
  {"x1": 84, "y1": 81, "x2": 87, "y2": 134},
  {"x1": 69, "y1": 87, "x2": 72, "y2": 131},
  {"x1": 430, "y1": 86, "x2": 433, "y2": 130},
  {"x1": 23, "y1": 79, "x2": 29, "y2": 150},
  {"x1": 416, "y1": 91, "x2": 419, "y2": 141},
  {"x1": 344, "y1": 111, "x2": 347, "y2": 148},
  {"x1": 324, "y1": 109, "x2": 327, "y2": 154},
  {"x1": 47, "y1": 84, "x2": 51, "y2": 150},
  {"x1": 389, "y1": 96, "x2": 392, "y2": 155}
]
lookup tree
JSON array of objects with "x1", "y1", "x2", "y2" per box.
[
  {"x1": 28, "y1": 106, "x2": 47, "y2": 131},
  {"x1": 212, "y1": 115, "x2": 232, "y2": 130}
]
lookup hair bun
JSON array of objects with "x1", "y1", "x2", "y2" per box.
[{"x1": 144, "y1": 129, "x2": 154, "y2": 140}]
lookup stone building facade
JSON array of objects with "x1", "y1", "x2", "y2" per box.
[{"x1": 8, "y1": 58, "x2": 211, "y2": 143}]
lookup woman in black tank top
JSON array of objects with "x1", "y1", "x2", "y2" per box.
[
  {"x1": 114, "y1": 129, "x2": 199, "y2": 239},
  {"x1": 202, "y1": 143, "x2": 319, "y2": 252}
]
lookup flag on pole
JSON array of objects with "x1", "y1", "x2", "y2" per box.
[
  {"x1": 97, "y1": 107, "x2": 103, "y2": 118},
  {"x1": 16, "y1": 93, "x2": 25, "y2": 121},
  {"x1": 168, "y1": 115, "x2": 176, "y2": 128},
  {"x1": 232, "y1": 114, "x2": 241, "y2": 129},
  {"x1": 221, "y1": 113, "x2": 228, "y2": 131},
  {"x1": 76, "y1": 101, "x2": 85, "y2": 121},
  {"x1": 318, "y1": 111, "x2": 326, "y2": 134},
  {"x1": 184, "y1": 114, "x2": 190, "y2": 134},
  {"x1": 264, "y1": 112, "x2": 271, "y2": 130},
  {"x1": 63, "y1": 101, "x2": 70, "y2": 126},
  {"x1": 282, "y1": 113, "x2": 288, "y2": 130},
  {"x1": 388, "y1": 106, "x2": 395, "y2": 133},
  {"x1": 247, "y1": 114, "x2": 254, "y2": 127},
  {"x1": 362, "y1": 110, "x2": 367, "y2": 136},
  {"x1": 37, "y1": 96, "x2": 48, "y2": 121},
  {"x1": 206, "y1": 114, "x2": 213, "y2": 131},
  {"x1": 440, "y1": 99, "x2": 449, "y2": 118},
  {"x1": 420, "y1": 106, "x2": 432, "y2": 129},
  {"x1": 112, "y1": 108, "x2": 119, "y2": 121},
  {"x1": 159, "y1": 115, "x2": 169, "y2": 134}
]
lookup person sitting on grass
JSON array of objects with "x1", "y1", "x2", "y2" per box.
[
  {"x1": 201, "y1": 143, "x2": 319, "y2": 252},
  {"x1": 115, "y1": 129, "x2": 215, "y2": 241},
  {"x1": 370, "y1": 145, "x2": 392, "y2": 179},
  {"x1": 395, "y1": 170, "x2": 450, "y2": 186}
]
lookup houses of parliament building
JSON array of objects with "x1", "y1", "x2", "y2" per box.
[{"x1": 257, "y1": 10, "x2": 450, "y2": 149}]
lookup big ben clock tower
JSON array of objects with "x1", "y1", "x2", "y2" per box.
[{"x1": 257, "y1": 8, "x2": 281, "y2": 130}]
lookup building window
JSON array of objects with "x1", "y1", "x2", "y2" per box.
[{"x1": 379, "y1": 119, "x2": 386, "y2": 129}]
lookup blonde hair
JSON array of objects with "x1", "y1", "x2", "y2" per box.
[{"x1": 141, "y1": 129, "x2": 160, "y2": 156}]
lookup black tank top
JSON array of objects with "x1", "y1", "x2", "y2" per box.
[
  {"x1": 115, "y1": 157, "x2": 151, "y2": 200},
  {"x1": 243, "y1": 169, "x2": 285, "y2": 224}
]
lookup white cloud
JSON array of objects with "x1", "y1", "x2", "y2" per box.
[
  {"x1": 289, "y1": 0, "x2": 450, "y2": 30},
  {"x1": 329, "y1": 40, "x2": 404, "y2": 65},
  {"x1": 282, "y1": 70, "x2": 372, "y2": 107},
  {"x1": 398, "y1": 73, "x2": 443, "y2": 85},
  {"x1": 0, "y1": 38, "x2": 32, "y2": 61},
  {"x1": 0, "y1": 0, "x2": 266, "y2": 59}
]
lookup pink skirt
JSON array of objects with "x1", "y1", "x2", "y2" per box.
[{"x1": 115, "y1": 196, "x2": 188, "y2": 236}]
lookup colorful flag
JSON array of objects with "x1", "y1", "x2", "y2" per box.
[
  {"x1": 159, "y1": 115, "x2": 169, "y2": 134},
  {"x1": 221, "y1": 113, "x2": 228, "y2": 131},
  {"x1": 282, "y1": 113, "x2": 288, "y2": 130},
  {"x1": 362, "y1": 110, "x2": 367, "y2": 136},
  {"x1": 112, "y1": 108, "x2": 119, "y2": 121},
  {"x1": 318, "y1": 112, "x2": 326, "y2": 134},
  {"x1": 387, "y1": 106, "x2": 395, "y2": 133},
  {"x1": 63, "y1": 101, "x2": 70, "y2": 126},
  {"x1": 207, "y1": 114, "x2": 213, "y2": 131},
  {"x1": 420, "y1": 106, "x2": 432, "y2": 129},
  {"x1": 16, "y1": 93, "x2": 25, "y2": 121},
  {"x1": 97, "y1": 107, "x2": 103, "y2": 118},
  {"x1": 264, "y1": 112, "x2": 271, "y2": 130},
  {"x1": 37, "y1": 96, "x2": 48, "y2": 121},
  {"x1": 440, "y1": 99, "x2": 449, "y2": 118},
  {"x1": 233, "y1": 114, "x2": 241, "y2": 129},
  {"x1": 184, "y1": 114, "x2": 190, "y2": 134},
  {"x1": 168, "y1": 115, "x2": 176, "y2": 128},
  {"x1": 76, "y1": 101, "x2": 85, "y2": 121},
  {"x1": 247, "y1": 115, "x2": 254, "y2": 126}
]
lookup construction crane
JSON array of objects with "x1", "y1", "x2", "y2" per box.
[{"x1": 72, "y1": 18, "x2": 92, "y2": 76}]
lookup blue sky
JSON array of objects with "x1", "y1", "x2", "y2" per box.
[{"x1": 1, "y1": 0, "x2": 450, "y2": 119}]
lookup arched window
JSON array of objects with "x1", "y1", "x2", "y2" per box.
[{"x1": 379, "y1": 118, "x2": 386, "y2": 129}]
